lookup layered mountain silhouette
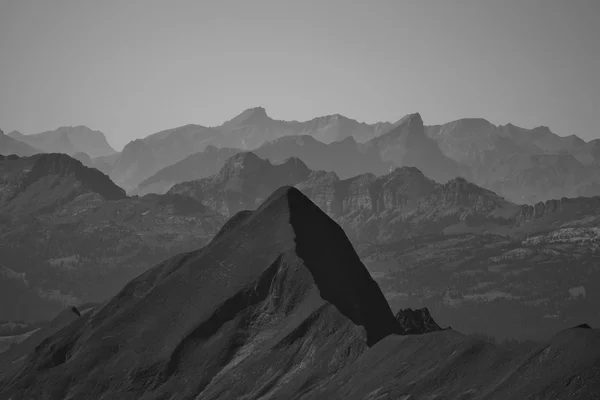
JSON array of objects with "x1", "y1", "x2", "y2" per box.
[
  {"x1": 0, "y1": 129, "x2": 39, "y2": 157},
  {"x1": 170, "y1": 152, "x2": 522, "y2": 242},
  {"x1": 109, "y1": 124, "x2": 223, "y2": 191},
  {"x1": 133, "y1": 146, "x2": 241, "y2": 196},
  {"x1": 217, "y1": 106, "x2": 396, "y2": 148},
  {"x1": 426, "y1": 118, "x2": 600, "y2": 203},
  {"x1": 365, "y1": 113, "x2": 465, "y2": 183},
  {"x1": 134, "y1": 134, "x2": 392, "y2": 195},
  {"x1": 8, "y1": 126, "x2": 116, "y2": 158},
  {"x1": 1, "y1": 187, "x2": 599, "y2": 399}
]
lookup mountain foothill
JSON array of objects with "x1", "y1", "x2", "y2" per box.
[{"x1": 1, "y1": 108, "x2": 600, "y2": 399}]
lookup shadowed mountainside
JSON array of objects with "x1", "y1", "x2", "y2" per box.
[{"x1": 0, "y1": 186, "x2": 401, "y2": 398}]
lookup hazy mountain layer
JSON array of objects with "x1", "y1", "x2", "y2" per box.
[
  {"x1": 8, "y1": 126, "x2": 116, "y2": 158},
  {"x1": 0, "y1": 130, "x2": 40, "y2": 157}
]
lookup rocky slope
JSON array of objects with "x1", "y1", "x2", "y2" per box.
[
  {"x1": 0, "y1": 154, "x2": 224, "y2": 321},
  {"x1": 1, "y1": 188, "x2": 599, "y2": 399},
  {"x1": 8, "y1": 126, "x2": 116, "y2": 158},
  {"x1": 0, "y1": 186, "x2": 401, "y2": 398},
  {"x1": 0, "y1": 130, "x2": 40, "y2": 157}
]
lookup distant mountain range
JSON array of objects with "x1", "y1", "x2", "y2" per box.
[
  {"x1": 0, "y1": 129, "x2": 39, "y2": 157},
  {"x1": 7, "y1": 126, "x2": 116, "y2": 158},
  {"x1": 4, "y1": 108, "x2": 600, "y2": 204}
]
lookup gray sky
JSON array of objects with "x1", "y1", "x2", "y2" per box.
[{"x1": 1, "y1": 0, "x2": 598, "y2": 150}]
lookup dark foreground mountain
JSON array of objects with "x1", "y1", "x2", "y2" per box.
[
  {"x1": 1, "y1": 188, "x2": 599, "y2": 399},
  {"x1": 0, "y1": 154, "x2": 224, "y2": 321},
  {"x1": 0, "y1": 186, "x2": 401, "y2": 398}
]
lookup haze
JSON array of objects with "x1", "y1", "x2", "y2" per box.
[{"x1": 1, "y1": 0, "x2": 598, "y2": 150}]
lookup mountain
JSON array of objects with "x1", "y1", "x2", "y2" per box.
[
  {"x1": 367, "y1": 113, "x2": 465, "y2": 183},
  {"x1": 217, "y1": 106, "x2": 395, "y2": 149},
  {"x1": 0, "y1": 186, "x2": 401, "y2": 398},
  {"x1": 0, "y1": 153, "x2": 225, "y2": 321},
  {"x1": 136, "y1": 135, "x2": 393, "y2": 196},
  {"x1": 0, "y1": 153, "x2": 126, "y2": 215},
  {"x1": 254, "y1": 135, "x2": 391, "y2": 179},
  {"x1": 425, "y1": 118, "x2": 600, "y2": 203},
  {"x1": 110, "y1": 107, "x2": 404, "y2": 193},
  {"x1": 109, "y1": 124, "x2": 223, "y2": 191},
  {"x1": 0, "y1": 306, "x2": 83, "y2": 375},
  {"x1": 0, "y1": 129, "x2": 39, "y2": 157},
  {"x1": 1, "y1": 187, "x2": 599, "y2": 399},
  {"x1": 168, "y1": 152, "x2": 327, "y2": 217},
  {"x1": 8, "y1": 126, "x2": 116, "y2": 158},
  {"x1": 134, "y1": 146, "x2": 241, "y2": 196}
]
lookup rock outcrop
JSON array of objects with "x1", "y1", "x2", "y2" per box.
[{"x1": 394, "y1": 307, "x2": 448, "y2": 334}]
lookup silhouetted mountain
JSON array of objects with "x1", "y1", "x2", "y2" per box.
[
  {"x1": 0, "y1": 129, "x2": 40, "y2": 157},
  {"x1": 367, "y1": 113, "x2": 465, "y2": 183},
  {"x1": 134, "y1": 146, "x2": 241, "y2": 196},
  {"x1": 109, "y1": 124, "x2": 223, "y2": 191},
  {"x1": 0, "y1": 186, "x2": 401, "y2": 398},
  {"x1": 8, "y1": 126, "x2": 116, "y2": 158}
]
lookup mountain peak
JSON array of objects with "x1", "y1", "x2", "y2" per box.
[
  {"x1": 222, "y1": 106, "x2": 271, "y2": 127},
  {"x1": 2, "y1": 186, "x2": 400, "y2": 396},
  {"x1": 395, "y1": 112, "x2": 423, "y2": 128}
]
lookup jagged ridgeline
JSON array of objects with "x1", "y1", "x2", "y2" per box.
[{"x1": 1, "y1": 186, "x2": 600, "y2": 400}]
